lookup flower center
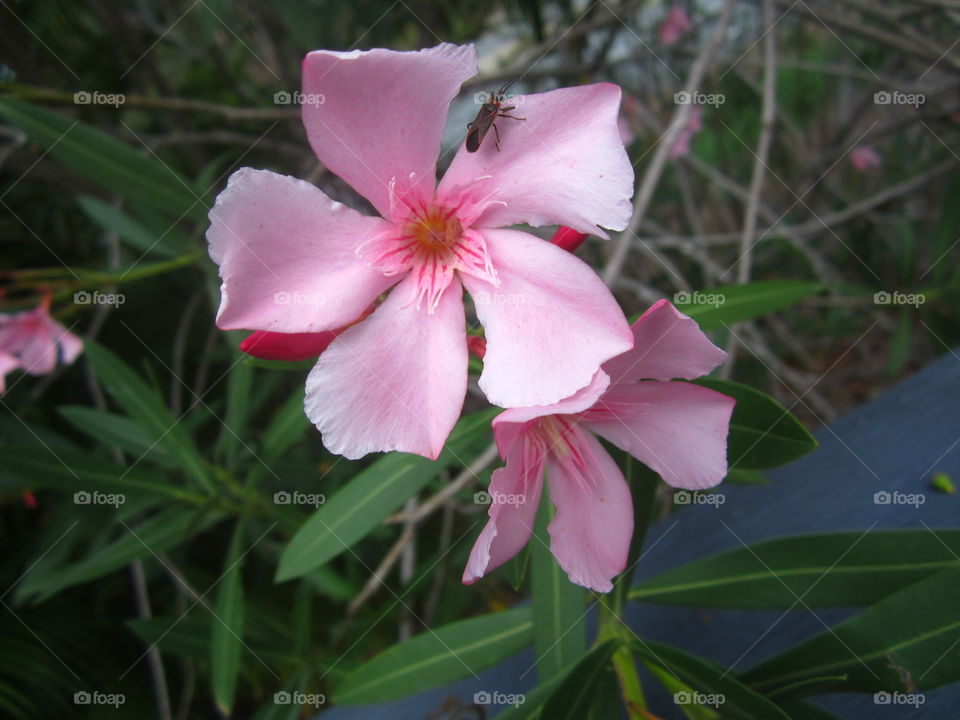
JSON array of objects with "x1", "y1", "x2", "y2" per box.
[
  {"x1": 360, "y1": 201, "x2": 497, "y2": 313},
  {"x1": 535, "y1": 416, "x2": 585, "y2": 464},
  {"x1": 402, "y1": 205, "x2": 464, "y2": 258}
]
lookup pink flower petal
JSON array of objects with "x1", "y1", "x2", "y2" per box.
[
  {"x1": 302, "y1": 44, "x2": 478, "y2": 220},
  {"x1": 545, "y1": 428, "x2": 633, "y2": 592},
  {"x1": 0, "y1": 306, "x2": 82, "y2": 375},
  {"x1": 492, "y1": 370, "x2": 610, "y2": 458},
  {"x1": 462, "y1": 229, "x2": 632, "y2": 408},
  {"x1": 207, "y1": 168, "x2": 396, "y2": 333},
  {"x1": 304, "y1": 274, "x2": 468, "y2": 460},
  {"x1": 584, "y1": 381, "x2": 734, "y2": 490},
  {"x1": 439, "y1": 84, "x2": 634, "y2": 237},
  {"x1": 463, "y1": 434, "x2": 545, "y2": 584},
  {"x1": 0, "y1": 351, "x2": 19, "y2": 393},
  {"x1": 603, "y1": 300, "x2": 726, "y2": 385}
]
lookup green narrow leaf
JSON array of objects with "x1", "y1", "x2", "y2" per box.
[
  {"x1": 260, "y1": 387, "x2": 309, "y2": 464},
  {"x1": 532, "y1": 491, "x2": 586, "y2": 680},
  {"x1": 744, "y1": 566, "x2": 960, "y2": 694},
  {"x1": 631, "y1": 530, "x2": 960, "y2": 609},
  {"x1": 333, "y1": 608, "x2": 533, "y2": 704},
  {"x1": 212, "y1": 521, "x2": 245, "y2": 715},
  {"x1": 16, "y1": 506, "x2": 221, "y2": 603},
  {"x1": 696, "y1": 378, "x2": 817, "y2": 469},
  {"x1": 540, "y1": 641, "x2": 618, "y2": 720},
  {"x1": 0, "y1": 443, "x2": 195, "y2": 501},
  {"x1": 674, "y1": 281, "x2": 821, "y2": 330},
  {"x1": 0, "y1": 99, "x2": 203, "y2": 219},
  {"x1": 58, "y1": 405, "x2": 177, "y2": 467},
  {"x1": 84, "y1": 342, "x2": 213, "y2": 493},
  {"x1": 884, "y1": 308, "x2": 912, "y2": 376},
  {"x1": 76, "y1": 195, "x2": 181, "y2": 258},
  {"x1": 634, "y1": 641, "x2": 791, "y2": 720},
  {"x1": 215, "y1": 358, "x2": 253, "y2": 463},
  {"x1": 276, "y1": 408, "x2": 496, "y2": 581}
]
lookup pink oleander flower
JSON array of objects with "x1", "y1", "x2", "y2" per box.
[
  {"x1": 660, "y1": 6, "x2": 693, "y2": 46},
  {"x1": 463, "y1": 300, "x2": 735, "y2": 592},
  {"x1": 208, "y1": 44, "x2": 635, "y2": 460},
  {"x1": 850, "y1": 145, "x2": 882, "y2": 172},
  {"x1": 669, "y1": 104, "x2": 703, "y2": 159},
  {"x1": 0, "y1": 301, "x2": 83, "y2": 393}
]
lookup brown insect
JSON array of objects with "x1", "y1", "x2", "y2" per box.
[{"x1": 466, "y1": 79, "x2": 525, "y2": 152}]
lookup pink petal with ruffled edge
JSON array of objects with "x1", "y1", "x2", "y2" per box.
[
  {"x1": 462, "y1": 435, "x2": 545, "y2": 584},
  {"x1": 304, "y1": 274, "x2": 468, "y2": 460},
  {"x1": 602, "y1": 300, "x2": 726, "y2": 385},
  {"x1": 207, "y1": 168, "x2": 396, "y2": 333},
  {"x1": 439, "y1": 84, "x2": 633, "y2": 237},
  {"x1": 584, "y1": 381, "x2": 734, "y2": 490},
  {"x1": 545, "y1": 428, "x2": 633, "y2": 592},
  {"x1": 463, "y1": 229, "x2": 632, "y2": 408},
  {"x1": 302, "y1": 44, "x2": 478, "y2": 220}
]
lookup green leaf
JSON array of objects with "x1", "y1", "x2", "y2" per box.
[
  {"x1": 84, "y1": 342, "x2": 213, "y2": 493},
  {"x1": 16, "y1": 506, "x2": 220, "y2": 603},
  {"x1": 58, "y1": 405, "x2": 177, "y2": 467},
  {"x1": 532, "y1": 491, "x2": 586, "y2": 680},
  {"x1": 260, "y1": 387, "x2": 310, "y2": 465},
  {"x1": 745, "y1": 567, "x2": 960, "y2": 694},
  {"x1": 631, "y1": 530, "x2": 960, "y2": 609},
  {"x1": 333, "y1": 607, "x2": 532, "y2": 704},
  {"x1": 676, "y1": 281, "x2": 821, "y2": 331},
  {"x1": 633, "y1": 641, "x2": 791, "y2": 720},
  {"x1": 211, "y1": 521, "x2": 245, "y2": 715},
  {"x1": 0, "y1": 442, "x2": 197, "y2": 501},
  {"x1": 215, "y1": 357, "x2": 253, "y2": 463},
  {"x1": 0, "y1": 99, "x2": 203, "y2": 220},
  {"x1": 884, "y1": 309, "x2": 912, "y2": 376},
  {"x1": 276, "y1": 408, "x2": 495, "y2": 581},
  {"x1": 540, "y1": 641, "x2": 618, "y2": 720},
  {"x1": 76, "y1": 195, "x2": 182, "y2": 258},
  {"x1": 696, "y1": 379, "x2": 817, "y2": 469}
]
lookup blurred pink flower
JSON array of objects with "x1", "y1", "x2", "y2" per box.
[
  {"x1": 669, "y1": 104, "x2": 703, "y2": 159},
  {"x1": 0, "y1": 302, "x2": 83, "y2": 393},
  {"x1": 850, "y1": 145, "x2": 882, "y2": 172},
  {"x1": 0, "y1": 352, "x2": 19, "y2": 394},
  {"x1": 463, "y1": 300, "x2": 735, "y2": 592},
  {"x1": 208, "y1": 44, "x2": 635, "y2": 460},
  {"x1": 660, "y1": 6, "x2": 693, "y2": 46}
]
